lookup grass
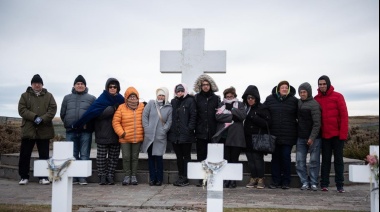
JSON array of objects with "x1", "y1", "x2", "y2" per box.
[{"x1": 0, "y1": 204, "x2": 80, "y2": 212}]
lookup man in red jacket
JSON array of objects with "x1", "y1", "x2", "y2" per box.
[{"x1": 314, "y1": 75, "x2": 349, "y2": 193}]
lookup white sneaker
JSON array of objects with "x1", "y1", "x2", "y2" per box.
[
  {"x1": 19, "y1": 179, "x2": 29, "y2": 185},
  {"x1": 39, "y1": 179, "x2": 50, "y2": 185}
]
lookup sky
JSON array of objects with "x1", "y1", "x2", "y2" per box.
[{"x1": 0, "y1": 0, "x2": 379, "y2": 118}]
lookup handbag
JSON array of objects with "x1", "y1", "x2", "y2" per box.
[{"x1": 251, "y1": 122, "x2": 276, "y2": 153}]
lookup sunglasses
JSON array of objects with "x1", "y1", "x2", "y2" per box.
[
  {"x1": 247, "y1": 97, "x2": 255, "y2": 100},
  {"x1": 109, "y1": 86, "x2": 117, "y2": 89}
]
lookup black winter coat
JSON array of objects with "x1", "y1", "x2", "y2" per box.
[
  {"x1": 194, "y1": 92, "x2": 221, "y2": 140},
  {"x1": 168, "y1": 95, "x2": 197, "y2": 144},
  {"x1": 94, "y1": 106, "x2": 120, "y2": 145},
  {"x1": 263, "y1": 86, "x2": 298, "y2": 146},
  {"x1": 244, "y1": 103, "x2": 272, "y2": 149}
]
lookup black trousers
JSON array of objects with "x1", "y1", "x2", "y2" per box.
[
  {"x1": 172, "y1": 142, "x2": 192, "y2": 177},
  {"x1": 196, "y1": 138, "x2": 212, "y2": 162},
  {"x1": 18, "y1": 138, "x2": 49, "y2": 179}
]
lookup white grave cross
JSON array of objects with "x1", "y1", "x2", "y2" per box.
[
  {"x1": 160, "y1": 28, "x2": 226, "y2": 93},
  {"x1": 188, "y1": 144, "x2": 242, "y2": 212},
  {"x1": 349, "y1": 145, "x2": 379, "y2": 212},
  {"x1": 34, "y1": 142, "x2": 92, "y2": 212}
]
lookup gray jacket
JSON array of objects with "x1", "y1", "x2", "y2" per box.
[
  {"x1": 60, "y1": 87, "x2": 96, "y2": 132},
  {"x1": 141, "y1": 99, "x2": 173, "y2": 156}
]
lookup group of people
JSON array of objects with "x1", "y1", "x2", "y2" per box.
[{"x1": 17, "y1": 73, "x2": 348, "y2": 193}]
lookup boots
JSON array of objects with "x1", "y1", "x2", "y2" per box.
[
  {"x1": 256, "y1": 178, "x2": 265, "y2": 189},
  {"x1": 107, "y1": 175, "x2": 115, "y2": 185},
  {"x1": 223, "y1": 180, "x2": 230, "y2": 188},
  {"x1": 246, "y1": 177, "x2": 258, "y2": 188},
  {"x1": 229, "y1": 180, "x2": 237, "y2": 188},
  {"x1": 99, "y1": 175, "x2": 107, "y2": 185}
]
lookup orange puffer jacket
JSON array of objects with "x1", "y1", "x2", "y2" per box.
[{"x1": 112, "y1": 87, "x2": 145, "y2": 143}]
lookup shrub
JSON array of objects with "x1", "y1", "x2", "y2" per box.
[{"x1": 344, "y1": 125, "x2": 379, "y2": 160}]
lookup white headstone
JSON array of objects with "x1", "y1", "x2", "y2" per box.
[
  {"x1": 34, "y1": 142, "x2": 92, "y2": 212},
  {"x1": 188, "y1": 144, "x2": 242, "y2": 212},
  {"x1": 160, "y1": 28, "x2": 226, "y2": 93},
  {"x1": 349, "y1": 145, "x2": 379, "y2": 212}
]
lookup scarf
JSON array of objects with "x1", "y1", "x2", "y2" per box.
[
  {"x1": 127, "y1": 98, "x2": 139, "y2": 110},
  {"x1": 73, "y1": 90, "x2": 124, "y2": 128}
]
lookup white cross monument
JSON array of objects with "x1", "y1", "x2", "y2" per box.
[
  {"x1": 349, "y1": 145, "x2": 379, "y2": 212},
  {"x1": 34, "y1": 142, "x2": 92, "y2": 212},
  {"x1": 188, "y1": 144, "x2": 242, "y2": 212},
  {"x1": 160, "y1": 28, "x2": 226, "y2": 93}
]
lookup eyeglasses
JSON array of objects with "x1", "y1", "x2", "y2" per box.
[
  {"x1": 201, "y1": 84, "x2": 210, "y2": 87},
  {"x1": 128, "y1": 96, "x2": 137, "y2": 99},
  {"x1": 318, "y1": 83, "x2": 327, "y2": 86},
  {"x1": 109, "y1": 86, "x2": 117, "y2": 89},
  {"x1": 225, "y1": 95, "x2": 234, "y2": 98}
]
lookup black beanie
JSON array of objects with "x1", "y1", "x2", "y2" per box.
[
  {"x1": 74, "y1": 75, "x2": 86, "y2": 86},
  {"x1": 31, "y1": 74, "x2": 43, "y2": 85},
  {"x1": 318, "y1": 75, "x2": 331, "y2": 91}
]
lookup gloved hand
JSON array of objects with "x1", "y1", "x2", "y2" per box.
[
  {"x1": 225, "y1": 103, "x2": 233, "y2": 110},
  {"x1": 34, "y1": 116, "x2": 42, "y2": 125}
]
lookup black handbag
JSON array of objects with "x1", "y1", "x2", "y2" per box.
[{"x1": 251, "y1": 123, "x2": 276, "y2": 153}]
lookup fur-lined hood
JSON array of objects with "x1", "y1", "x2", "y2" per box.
[{"x1": 193, "y1": 74, "x2": 219, "y2": 93}]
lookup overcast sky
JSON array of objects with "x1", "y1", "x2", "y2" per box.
[{"x1": 0, "y1": 0, "x2": 378, "y2": 118}]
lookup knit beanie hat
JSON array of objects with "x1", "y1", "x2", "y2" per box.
[
  {"x1": 223, "y1": 86, "x2": 237, "y2": 97},
  {"x1": 277, "y1": 80, "x2": 289, "y2": 92},
  {"x1": 175, "y1": 84, "x2": 185, "y2": 93},
  {"x1": 318, "y1": 75, "x2": 331, "y2": 91},
  {"x1": 74, "y1": 75, "x2": 86, "y2": 86},
  {"x1": 31, "y1": 74, "x2": 43, "y2": 85}
]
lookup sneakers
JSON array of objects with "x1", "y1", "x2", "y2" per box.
[
  {"x1": 246, "y1": 178, "x2": 258, "y2": 188},
  {"x1": 269, "y1": 183, "x2": 281, "y2": 189},
  {"x1": 256, "y1": 178, "x2": 265, "y2": 189},
  {"x1": 301, "y1": 184, "x2": 310, "y2": 190},
  {"x1": 122, "y1": 176, "x2": 130, "y2": 186},
  {"x1": 281, "y1": 184, "x2": 290, "y2": 189},
  {"x1": 131, "y1": 176, "x2": 138, "y2": 185},
  {"x1": 173, "y1": 176, "x2": 189, "y2": 187},
  {"x1": 321, "y1": 187, "x2": 329, "y2": 191},
  {"x1": 79, "y1": 178, "x2": 88, "y2": 185},
  {"x1": 337, "y1": 187, "x2": 345, "y2": 193},
  {"x1": 311, "y1": 185, "x2": 318, "y2": 191},
  {"x1": 19, "y1": 179, "x2": 29, "y2": 185},
  {"x1": 155, "y1": 181, "x2": 162, "y2": 186},
  {"x1": 39, "y1": 178, "x2": 50, "y2": 185},
  {"x1": 73, "y1": 178, "x2": 79, "y2": 185}
]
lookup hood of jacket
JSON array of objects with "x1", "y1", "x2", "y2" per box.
[
  {"x1": 105, "y1": 78, "x2": 121, "y2": 93},
  {"x1": 242, "y1": 85, "x2": 261, "y2": 104},
  {"x1": 298, "y1": 82, "x2": 313, "y2": 100},
  {"x1": 156, "y1": 87, "x2": 170, "y2": 105},
  {"x1": 124, "y1": 86, "x2": 140, "y2": 100},
  {"x1": 193, "y1": 74, "x2": 219, "y2": 93}
]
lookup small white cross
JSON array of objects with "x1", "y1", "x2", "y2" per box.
[
  {"x1": 160, "y1": 28, "x2": 226, "y2": 93},
  {"x1": 349, "y1": 145, "x2": 379, "y2": 212},
  {"x1": 34, "y1": 142, "x2": 92, "y2": 212},
  {"x1": 188, "y1": 144, "x2": 242, "y2": 212}
]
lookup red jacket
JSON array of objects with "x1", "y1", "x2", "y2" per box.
[{"x1": 314, "y1": 85, "x2": 349, "y2": 140}]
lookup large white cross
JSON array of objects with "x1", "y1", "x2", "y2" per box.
[
  {"x1": 349, "y1": 145, "x2": 379, "y2": 212},
  {"x1": 188, "y1": 144, "x2": 242, "y2": 212},
  {"x1": 34, "y1": 142, "x2": 92, "y2": 212},
  {"x1": 160, "y1": 28, "x2": 226, "y2": 93}
]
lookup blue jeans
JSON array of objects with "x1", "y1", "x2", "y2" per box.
[
  {"x1": 66, "y1": 132, "x2": 92, "y2": 160},
  {"x1": 296, "y1": 138, "x2": 321, "y2": 186}
]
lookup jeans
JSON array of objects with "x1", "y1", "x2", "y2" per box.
[
  {"x1": 296, "y1": 138, "x2": 321, "y2": 186},
  {"x1": 271, "y1": 144, "x2": 293, "y2": 186},
  {"x1": 18, "y1": 139, "x2": 49, "y2": 180},
  {"x1": 148, "y1": 144, "x2": 163, "y2": 182},
  {"x1": 320, "y1": 137, "x2": 345, "y2": 188},
  {"x1": 66, "y1": 132, "x2": 92, "y2": 160}
]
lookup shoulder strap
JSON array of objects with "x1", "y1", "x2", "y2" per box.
[{"x1": 155, "y1": 102, "x2": 165, "y2": 126}]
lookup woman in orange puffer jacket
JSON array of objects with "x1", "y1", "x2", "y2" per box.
[{"x1": 112, "y1": 86, "x2": 144, "y2": 186}]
